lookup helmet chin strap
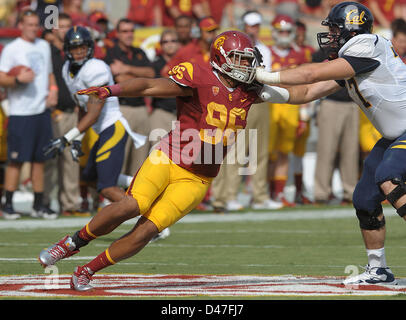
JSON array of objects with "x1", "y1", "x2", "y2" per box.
[{"x1": 69, "y1": 58, "x2": 87, "y2": 76}]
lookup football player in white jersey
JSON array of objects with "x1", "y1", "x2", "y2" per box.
[
  {"x1": 255, "y1": 1, "x2": 406, "y2": 285},
  {"x1": 44, "y1": 26, "x2": 146, "y2": 203}
]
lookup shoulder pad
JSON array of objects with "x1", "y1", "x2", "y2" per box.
[{"x1": 339, "y1": 34, "x2": 377, "y2": 59}]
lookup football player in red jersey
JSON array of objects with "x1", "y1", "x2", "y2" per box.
[
  {"x1": 38, "y1": 30, "x2": 290, "y2": 291},
  {"x1": 267, "y1": 15, "x2": 309, "y2": 207}
]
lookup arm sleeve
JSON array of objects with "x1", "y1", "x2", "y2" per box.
[
  {"x1": 258, "y1": 85, "x2": 290, "y2": 103},
  {"x1": 168, "y1": 62, "x2": 196, "y2": 88},
  {"x1": 341, "y1": 55, "x2": 380, "y2": 75}
]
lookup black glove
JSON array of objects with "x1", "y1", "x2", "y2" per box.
[
  {"x1": 70, "y1": 140, "x2": 84, "y2": 162},
  {"x1": 43, "y1": 136, "x2": 69, "y2": 158}
]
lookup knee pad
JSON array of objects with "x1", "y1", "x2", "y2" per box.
[
  {"x1": 383, "y1": 178, "x2": 406, "y2": 217},
  {"x1": 355, "y1": 208, "x2": 385, "y2": 230},
  {"x1": 396, "y1": 203, "x2": 406, "y2": 218}
]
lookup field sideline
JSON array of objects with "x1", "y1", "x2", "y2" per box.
[{"x1": 1, "y1": 206, "x2": 406, "y2": 300}]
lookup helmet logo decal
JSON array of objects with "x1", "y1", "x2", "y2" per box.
[
  {"x1": 214, "y1": 36, "x2": 226, "y2": 50},
  {"x1": 345, "y1": 9, "x2": 365, "y2": 25}
]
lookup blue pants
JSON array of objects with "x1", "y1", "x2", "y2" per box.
[
  {"x1": 82, "y1": 121, "x2": 128, "y2": 192},
  {"x1": 7, "y1": 110, "x2": 53, "y2": 163},
  {"x1": 353, "y1": 133, "x2": 406, "y2": 213}
]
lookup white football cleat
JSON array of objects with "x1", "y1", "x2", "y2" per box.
[
  {"x1": 343, "y1": 264, "x2": 397, "y2": 286},
  {"x1": 226, "y1": 200, "x2": 244, "y2": 211},
  {"x1": 251, "y1": 199, "x2": 283, "y2": 210}
]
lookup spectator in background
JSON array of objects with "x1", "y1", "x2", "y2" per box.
[
  {"x1": 88, "y1": 11, "x2": 115, "y2": 59},
  {"x1": 163, "y1": 16, "x2": 219, "y2": 75},
  {"x1": 292, "y1": 19, "x2": 315, "y2": 205},
  {"x1": 312, "y1": 49, "x2": 359, "y2": 205},
  {"x1": 267, "y1": 15, "x2": 307, "y2": 207},
  {"x1": 362, "y1": 0, "x2": 406, "y2": 30},
  {"x1": 391, "y1": 18, "x2": 406, "y2": 63},
  {"x1": 126, "y1": 0, "x2": 162, "y2": 27},
  {"x1": 161, "y1": 0, "x2": 207, "y2": 27},
  {"x1": 0, "y1": 10, "x2": 57, "y2": 219},
  {"x1": 3, "y1": 0, "x2": 31, "y2": 28},
  {"x1": 150, "y1": 29, "x2": 180, "y2": 135},
  {"x1": 206, "y1": 0, "x2": 233, "y2": 25},
  {"x1": 174, "y1": 15, "x2": 193, "y2": 46},
  {"x1": 62, "y1": 0, "x2": 87, "y2": 25},
  {"x1": 43, "y1": 13, "x2": 89, "y2": 217},
  {"x1": 104, "y1": 18, "x2": 155, "y2": 177},
  {"x1": 295, "y1": 20, "x2": 315, "y2": 62},
  {"x1": 211, "y1": 10, "x2": 282, "y2": 211},
  {"x1": 0, "y1": 0, "x2": 22, "y2": 27},
  {"x1": 274, "y1": 0, "x2": 300, "y2": 21}
]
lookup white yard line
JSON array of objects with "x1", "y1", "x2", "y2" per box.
[{"x1": 0, "y1": 207, "x2": 398, "y2": 230}]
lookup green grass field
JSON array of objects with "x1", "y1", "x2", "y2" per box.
[{"x1": 1, "y1": 205, "x2": 406, "y2": 299}]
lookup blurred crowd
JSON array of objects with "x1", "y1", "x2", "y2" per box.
[{"x1": 1, "y1": 0, "x2": 406, "y2": 219}]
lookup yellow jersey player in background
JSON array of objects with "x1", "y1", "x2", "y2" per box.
[{"x1": 268, "y1": 15, "x2": 309, "y2": 207}]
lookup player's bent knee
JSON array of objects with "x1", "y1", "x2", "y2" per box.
[
  {"x1": 355, "y1": 208, "x2": 385, "y2": 230},
  {"x1": 118, "y1": 196, "x2": 141, "y2": 220}
]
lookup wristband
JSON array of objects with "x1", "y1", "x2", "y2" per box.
[
  {"x1": 256, "y1": 68, "x2": 281, "y2": 85},
  {"x1": 75, "y1": 132, "x2": 85, "y2": 141},
  {"x1": 64, "y1": 127, "x2": 81, "y2": 143},
  {"x1": 107, "y1": 84, "x2": 122, "y2": 96},
  {"x1": 259, "y1": 85, "x2": 290, "y2": 103}
]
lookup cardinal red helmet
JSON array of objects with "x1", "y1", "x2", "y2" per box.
[
  {"x1": 271, "y1": 15, "x2": 296, "y2": 48},
  {"x1": 210, "y1": 30, "x2": 261, "y2": 84}
]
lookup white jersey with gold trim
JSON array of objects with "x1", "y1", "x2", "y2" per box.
[
  {"x1": 62, "y1": 58, "x2": 122, "y2": 134},
  {"x1": 339, "y1": 34, "x2": 406, "y2": 140}
]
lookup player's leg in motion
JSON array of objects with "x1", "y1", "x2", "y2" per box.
[
  {"x1": 70, "y1": 151, "x2": 210, "y2": 291},
  {"x1": 37, "y1": 194, "x2": 143, "y2": 268},
  {"x1": 344, "y1": 138, "x2": 404, "y2": 285},
  {"x1": 38, "y1": 150, "x2": 167, "y2": 268}
]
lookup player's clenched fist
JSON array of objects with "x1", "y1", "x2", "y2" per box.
[
  {"x1": 76, "y1": 86, "x2": 112, "y2": 99},
  {"x1": 77, "y1": 84, "x2": 121, "y2": 99}
]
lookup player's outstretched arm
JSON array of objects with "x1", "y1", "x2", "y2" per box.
[
  {"x1": 287, "y1": 80, "x2": 342, "y2": 104},
  {"x1": 77, "y1": 77, "x2": 193, "y2": 100},
  {"x1": 256, "y1": 58, "x2": 355, "y2": 86},
  {"x1": 258, "y1": 80, "x2": 341, "y2": 105}
]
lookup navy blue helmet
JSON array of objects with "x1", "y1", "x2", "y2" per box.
[
  {"x1": 64, "y1": 26, "x2": 94, "y2": 73},
  {"x1": 317, "y1": 2, "x2": 374, "y2": 59}
]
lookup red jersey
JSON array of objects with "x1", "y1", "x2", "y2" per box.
[
  {"x1": 158, "y1": 62, "x2": 259, "y2": 177},
  {"x1": 299, "y1": 44, "x2": 315, "y2": 63},
  {"x1": 127, "y1": 0, "x2": 157, "y2": 26},
  {"x1": 270, "y1": 46, "x2": 307, "y2": 71},
  {"x1": 362, "y1": 0, "x2": 406, "y2": 25}
]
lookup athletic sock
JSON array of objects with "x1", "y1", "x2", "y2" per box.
[
  {"x1": 5, "y1": 190, "x2": 13, "y2": 206},
  {"x1": 33, "y1": 192, "x2": 43, "y2": 209},
  {"x1": 71, "y1": 224, "x2": 97, "y2": 249},
  {"x1": 84, "y1": 249, "x2": 116, "y2": 273},
  {"x1": 273, "y1": 177, "x2": 287, "y2": 199},
  {"x1": 294, "y1": 173, "x2": 303, "y2": 195},
  {"x1": 366, "y1": 247, "x2": 387, "y2": 268}
]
